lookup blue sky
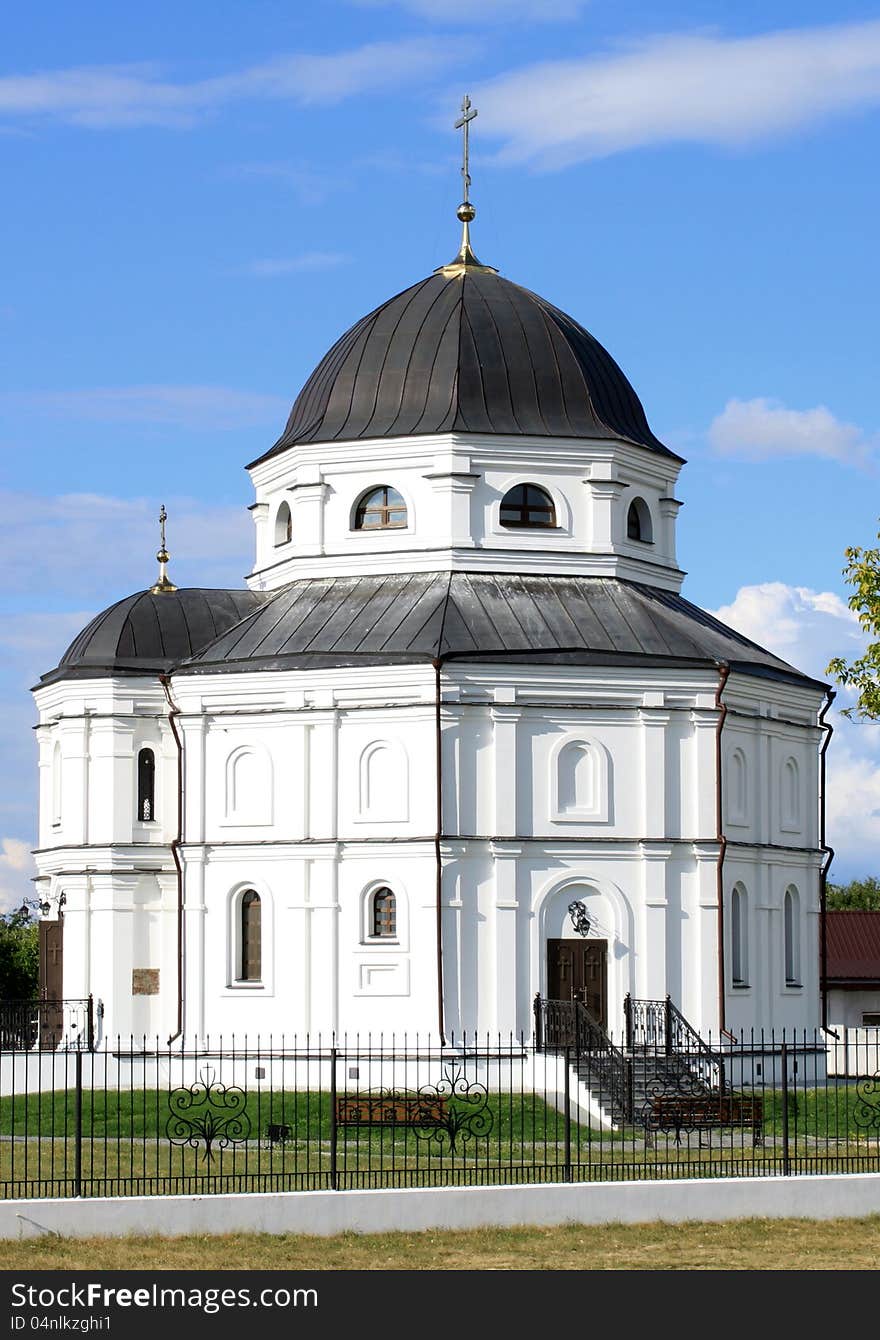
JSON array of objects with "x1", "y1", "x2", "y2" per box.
[{"x1": 2, "y1": 0, "x2": 880, "y2": 901}]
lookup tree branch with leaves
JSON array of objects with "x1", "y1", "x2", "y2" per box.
[{"x1": 827, "y1": 527, "x2": 880, "y2": 719}]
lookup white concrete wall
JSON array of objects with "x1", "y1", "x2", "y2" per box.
[
  {"x1": 4, "y1": 1173, "x2": 880, "y2": 1241},
  {"x1": 827, "y1": 990, "x2": 880, "y2": 1028}
]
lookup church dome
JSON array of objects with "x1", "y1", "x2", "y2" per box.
[
  {"x1": 40, "y1": 588, "x2": 266, "y2": 686},
  {"x1": 251, "y1": 264, "x2": 680, "y2": 466}
]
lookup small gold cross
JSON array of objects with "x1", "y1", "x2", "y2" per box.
[{"x1": 454, "y1": 94, "x2": 478, "y2": 204}]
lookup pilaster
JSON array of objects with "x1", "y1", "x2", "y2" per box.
[
  {"x1": 490, "y1": 841, "x2": 522, "y2": 1035},
  {"x1": 639, "y1": 842, "x2": 672, "y2": 1000},
  {"x1": 640, "y1": 700, "x2": 669, "y2": 838},
  {"x1": 491, "y1": 698, "x2": 519, "y2": 838}
]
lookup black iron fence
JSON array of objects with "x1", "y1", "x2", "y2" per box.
[
  {"x1": 0, "y1": 1024, "x2": 878, "y2": 1200},
  {"x1": 0, "y1": 998, "x2": 93, "y2": 1053}
]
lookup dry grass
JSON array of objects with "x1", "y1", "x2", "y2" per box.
[{"x1": 0, "y1": 1216, "x2": 878, "y2": 1271}]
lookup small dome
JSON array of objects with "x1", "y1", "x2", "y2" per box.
[
  {"x1": 251, "y1": 267, "x2": 680, "y2": 467},
  {"x1": 41, "y1": 588, "x2": 266, "y2": 685}
]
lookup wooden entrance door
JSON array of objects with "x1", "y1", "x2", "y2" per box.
[
  {"x1": 38, "y1": 919, "x2": 63, "y2": 1050},
  {"x1": 547, "y1": 939, "x2": 608, "y2": 1029}
]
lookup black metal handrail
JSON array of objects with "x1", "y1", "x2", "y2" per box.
[
  {"x1": 0, "y1": 997, "x2": 93, "y2": 1051},
  {"x1": 624, "y1": 995, "x2": 723, "y2": 1090},
  {"x1": 535, "y1": 995, "x2": 633, "y2": 1121}
]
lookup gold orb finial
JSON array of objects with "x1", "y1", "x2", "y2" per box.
[{"x1": 150, "y1": 504, "x2": 178, "y2": 595}]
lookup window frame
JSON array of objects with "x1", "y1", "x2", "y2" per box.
[
  {"x1": 626, "y1": 496, "x2": 654, "y2": 544},
  {"x1": 360, "y1": 880, "x2": 407, "y2": 948},
  {"x1": 370, "y1": 887, "x2": 397, "y2": 940},
  {"x1": 783, "y1": 886, "x2": 802, "y2": 988},
  {"x1": 51, "y1": 741, "x2": 62, "y2": 829},
  {"x1": 352, "y1": 485, "x2": 408, "y2": 532},
  {"x1": 224, "y1": 884, "x2": 273, "y2": 994},
  {"x1": 274, "y1": 500, "x2": 292, "y2": 547},
  {"x1": 136, "y1": 747, "x2": 156, "y2": 825},
  {"x1": 731, "y1": 884, "x2": 749, "y2": 988},
  {"x1": 239, "y1": 889, "x2": 262, "y2": 983},
  {"x1": 499, "y1": 483, "x2": 558, "y2": 530}
]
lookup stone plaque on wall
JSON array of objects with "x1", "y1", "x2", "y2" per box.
[{"x1": 132, "y1": 968, "x2": 160, "y2": 996}]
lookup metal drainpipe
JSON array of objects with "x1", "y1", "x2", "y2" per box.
[
  {"x1": 160, "y1": 675, "x2": 184, "y2": 1046},
  {"x1": 433, "y1": 657, "x2": 447, "y2": 1045},
  {"x1": 714, "y1": 663, "x2": 730, "y2": 1036},
  {"x1": 818, "y1": 688, "x2": 836, "y2": 1032}
]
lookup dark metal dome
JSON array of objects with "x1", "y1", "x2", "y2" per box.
[
  {"x1": 251, "y1": 267, "x2": 679, "y2": 466},
  {"x1": 41, "y1": 588, "x2": 267, "y2": 685}
]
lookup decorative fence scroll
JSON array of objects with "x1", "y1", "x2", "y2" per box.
[{"x1": 166, "y1": 1067, "x2": 251, "y2": 1163}]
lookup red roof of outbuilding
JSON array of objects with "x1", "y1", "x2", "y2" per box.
[{"x1": 826, "y1": 911, "x2": 880, "y2": 983}]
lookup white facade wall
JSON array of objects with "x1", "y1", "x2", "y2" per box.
[
  {"x1": 33, "y1": 654, "x2": 824, "y2": 1044},
  {"x1": 826, "y1": 988, "x2": 880, "y2": 1028},
  {"x1": 246, "y1": 432, "x2": 685, "y2": 592}
]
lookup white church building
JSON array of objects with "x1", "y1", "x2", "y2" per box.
[{"x1": 31, "y1": 174, "x2": 830, "y2": 1048}]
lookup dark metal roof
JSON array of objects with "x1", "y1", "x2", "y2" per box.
[
  {"x1": 826, "y1": 912, "x2": 880, "y2": 984},
  {"x1": 250, "y1": 269, "x2": 680, "y2": 466},
  {"x1": 177, "y1": 572, "x2": 822, "y2": 688},
  {"x1": 40, "y1": 589, "x2": 268, "y2": 685}
]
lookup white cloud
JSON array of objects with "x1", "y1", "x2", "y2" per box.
[
  {"x1": 708, "y1": 398, "x2": 876, "y2": 467},
  {"x1": 1, "y1": 385, "x2": 289, "y2": 431},
  {"x1": 0, "y1": 837, "x2": 35, "y2": 913},
  {"x1": 473, "y1": 20, "x2": 880, "y2": 167},
  {"x1": 1, "y1": 490, "x2": 254, "y2": 603},
  {"x1": 0, "y1": 39, "x2": 470, "y2": 129},
  {"x1": 709, "y1": 581, "x2": 880, "y2": 876},
  {"x1": 710, "y1": 581, "x2": 860, "y2": 683},
  {"x1": 226, "y1": 161, "x2": 343, "y2": 206},
  {"x1": 352, "y1": 0, "x2": 587, "y2": 21},
  {"x1": 243, "y1": 253, "x2": 351, "y2": 278},
  {"x1": 823, "y1": 737, "x2": 880, "y2": 879}
]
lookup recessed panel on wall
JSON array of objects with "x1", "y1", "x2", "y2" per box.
[{"x1": 354, "y1": 960, "x2": 411, "y2": 996}]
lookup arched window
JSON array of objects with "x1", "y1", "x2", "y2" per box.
[
  {"x1": 240, "y1": 890, "x2": 262, "y2": 982},
  {"x1": 781, "y1": 758, "x2": 800, "y2": 829},
  {"x1": 274, "y1": 501, "x2": 292, "y2": 546},
  {"x1": 626, "y1": 497, "x2": 653, "y2": 543},
  {"x1": 731, "y1": 885, "x2": 748, "y2": 986},
  {"x1": 137, "y1": 748, "x2": 156, "y2": 823},
  {"x1": 371, "y1": 887, "x2": 396, "y2": 939},
  {"x1": 52, "y1": 742, "x2": 62, "y2": 827},
  {"x1": 728, "y1": 749, "x2": 747, "y2": 824},
  {"x1": 783, "y1": 886, "x2": 800, "y2": 987},
  {"x1": 354, "y1": 486, "x2": 407, "y2": 530},
  {"x1": 499, "y1": 484, "x2": 556, "y2": 529}
]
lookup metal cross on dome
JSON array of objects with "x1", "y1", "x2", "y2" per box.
[{"x1": 455, "y1": 94, "x2": 477, "y2": 204}]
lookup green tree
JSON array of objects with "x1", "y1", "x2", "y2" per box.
[
  {"x1": 826, "y1": 876, "x2": 880, "y2": 911},
  {"x1": 0, "y1": 909, "x2": 39, "y2": 1000},
  {"x1": 827, "y1": 524, "x2": 880, "y2": 718}
]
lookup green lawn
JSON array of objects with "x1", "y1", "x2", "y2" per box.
[{"x1": 0, "y1": 1086, "x2": 877, "y2": 1198}]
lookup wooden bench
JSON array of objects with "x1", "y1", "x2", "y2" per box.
[
  {"x1": 335, "y1": 1094, "x2": 448, "y2": 1129},
  {"x1": 644, "y1": 1093, "x2": 763, "y2": 1145}
]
